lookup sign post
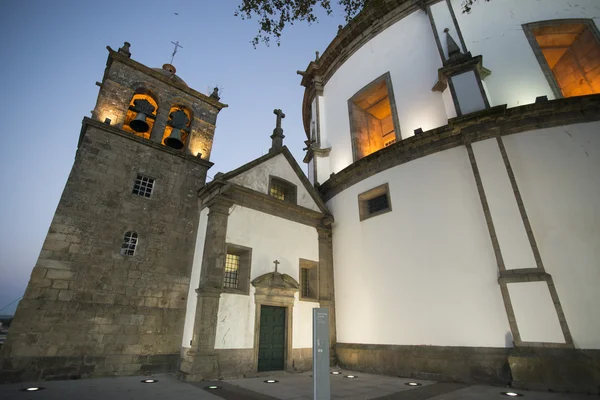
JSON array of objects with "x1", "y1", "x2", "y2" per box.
[{"x1": 312, "y1": 308, "x2": 330, "y2": 400}]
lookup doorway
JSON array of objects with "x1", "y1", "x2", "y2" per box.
[{"x1": 258, "y1": 305, "x2": 286, "y2": 372}]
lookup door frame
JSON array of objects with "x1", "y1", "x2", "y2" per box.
[{"x1": 254, "y1": 303, "x2": 292, "y2": 372}]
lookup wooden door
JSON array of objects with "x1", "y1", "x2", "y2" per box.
[{"x1": 258, "y1": 305, "x2": 286, "y2": 371}]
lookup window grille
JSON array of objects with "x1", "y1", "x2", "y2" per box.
[
  {"x1": 121, "y1": 231, "x2": 138, "y2": 256},
  {"x1": 132, "y1": 175, "x2": 154, "y2": 198},
  {"x1": 224, "y1": 253, "x2": 240, "y2": 288},
  {"x1": 269, "y1": 183, "x2": 287, "y2": 201},
  {"x1": 301, "y1": 268, "x2": 310, "y2": 297},
  {"x1": 367, "y1": 194, "x2": 389, "y2": 214}
]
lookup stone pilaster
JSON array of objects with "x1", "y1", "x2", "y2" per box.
[
  {"x1": 150, "y1": 101, "x2": 170, "y2": 144},
  {"x1": 181, "y1": 196, "x2": 232, "y2": 380},
  {"x1": 317, "y1": 223, "x2": 337, "y2": 364}
]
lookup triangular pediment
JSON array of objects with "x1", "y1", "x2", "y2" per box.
[{"x1": 220, "y1": 147, "x2": 328, "y2": 214}]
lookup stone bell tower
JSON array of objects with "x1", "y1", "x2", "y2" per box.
[{"x1": 0, "y1": 42, "x2": 227, "y2": 382}]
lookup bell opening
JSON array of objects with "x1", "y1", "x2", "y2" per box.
[{"x1": 165, "y1": 137, "x2": 184, "y2": 150}]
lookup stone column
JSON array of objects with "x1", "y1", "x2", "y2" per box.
[
  {"x1": 150, "y1": 101, "x2": 170, "y2": 144},
  {"x1": 181, "y1": 196, "x2": 232, "y2": 380},
  {"x1": 317, "y1": 223, "x2": 337, "y2": 365}
]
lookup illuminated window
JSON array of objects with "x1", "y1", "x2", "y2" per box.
[
  {"x1": 358, "y1": 183, "x2": 392, "y2": 221},
  {"x1": 223, "y1": 244, "x2": 252, "y2": 295},
  {"x1": 348, "y1": 72, "x2": 400, "y2": 161},
  {"x1": 123, "y1": 89, "x2": 158, "y2": 139},
  {"x1": 299, "y1": 259, "x2": 318, "y2": 301},
  {"x1": 268, "y1": 176, "x2": 297, "y2": 204},
  {"x1": 120, "y1": 231, "x2": 138, "y2": 256},
  {"x1": 132, "y1": 175, "x2": 154, "y2": 198},
  {"x1": 525, "y1": 19, "x2": 600, "y2": 98}
]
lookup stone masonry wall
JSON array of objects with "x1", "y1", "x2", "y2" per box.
[{"x1": 0, "y1": 121, "x2": 208, "y2": 382}]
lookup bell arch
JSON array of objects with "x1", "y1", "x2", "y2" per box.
[
  {"x1": 161, "y1": 104, "x2": 193, "y2": 150},
  {"x1": 123, "y1": 87, "x2": 159, "y2": 139}
]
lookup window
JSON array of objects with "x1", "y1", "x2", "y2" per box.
[
  {"x1": 268, "y1": 176, "x2": 297, "y2": 204},
  {"x1": 224, "y1": 253, "x2": 240, "y2": 288},
  {"x1": 358, "y1": 183, "x2": 392, "y2": 221},
  {"x1": 223, "y1": 244, "x2": 252, "y2": 295},
  {"x1": 348, "y1": 72, "x2": 400, "y2": 161},
  {"x1": 132, "y1": 175, "x2": 154, "y2": 198},
  {"x1": 299, "y1": 259, "x2": 318, "y2": 301},
  {"x1": 525, "y1": 19, "x2": 600, "y2": 98},
  {"x1": 120, "y1": 231, "x2": 138, "y2": 256}
]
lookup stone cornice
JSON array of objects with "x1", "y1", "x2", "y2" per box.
[
  {"x1": 80, "y1": 117, "x2": 214, "y2": 169},
  {"x1": 105, "y1": 47, "x2": 228, "y2": 111},
  {"x1": 319, "y1": 94, "x2": 600, "y2": 202},
  {"x1": 198, "y1": 181, "x2": 331, "y2": 228}
]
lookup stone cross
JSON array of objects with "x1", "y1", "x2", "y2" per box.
[
  {"x1": 273, "y1": 260, "x2": 280, "y2": 273},
  {"x1": 274, "y1": 109, "x2": 285, "y2": 129},
  {"x1": 170, "y1": 40, "x2": 183, "y2": 64}
]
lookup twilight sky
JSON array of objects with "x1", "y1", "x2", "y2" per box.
[{"x1": 0, "y1": 0, "x2": 345, "y2": 315}]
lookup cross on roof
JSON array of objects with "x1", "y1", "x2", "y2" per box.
[
  {"x1": 274, "y1": 109, "x2": 285, "y2": 129},
  {"x1": 273, "y1": 260, "x2": 280, "y2": 273},
  {"x1": 170, "y1": 40, "x2": 183, "y2": 64}
]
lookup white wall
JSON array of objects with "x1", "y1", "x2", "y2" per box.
[
  {"x1": 503, "y1": 121, "x2": 600, "y2": 349},
  {"x1": 182, "y1": 207, "x2": 209, "y2": 348},
  {"x1": 228, "y1": 153, "x2": 320, "y2": 212},
  {"x1": 322, "y1": 10, "x2": 448, "y2": 175},
  {"x1": 472, "y1": 138, "x2": 537, "y2": 270},
  {"x1": 328, "y1": 146, "x2": 511, "y2": 347},
  {"x1": 508, "y1": 281, "x2": 565, "y2": 343},
  {"x1": 452, "y1": 0, "x2": 600, "y2": 107},
  {"x1": 213, "y1": 206, "x2": 320, "y2": 349}
]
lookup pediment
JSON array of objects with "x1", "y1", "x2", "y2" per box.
[{"x1": 252, "y1": 271, "x2": 300, "y2": 291}]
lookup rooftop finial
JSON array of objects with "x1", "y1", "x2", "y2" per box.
[
  {"x1": 444, "y1": 28, "x2": 462, "y2": 60},
  {"x1": 270, "y1": 109, "x2": 286, "y2": 153},
  {"x1": 210, "y1": 87, "x2": 221, "y2": 101},
  {"x1": 118, "y1": 42, "x2": 131, "y2": 58}
]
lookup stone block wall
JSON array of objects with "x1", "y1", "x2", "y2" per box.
[{"x1": 0, "y1": 120, "x2": 209, "y2": 382}]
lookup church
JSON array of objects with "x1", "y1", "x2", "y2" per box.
[{"x1": 1, "y1": 0, "x2": 599, "y2": 393}]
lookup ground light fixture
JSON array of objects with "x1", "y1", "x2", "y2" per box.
[
  {"x1": 500, "y1": 392, "x2": 524, "y2": 397},
  {"x1": 331, "y1": 371, "x2": 342, "y2": 375},
  {"x1": 264, "y1": 379, "x2": 279, "y2": 383},
  {"x1": 205, "y1": 385, "x2": 221, "y2": 390},
  {"x1": 141, "y1": 379, "x2": 158, "y2": 383},
  {"x1": 20, "y1": 387, "x2": 45, "y2": 392},
  {"x1": 345, "y1": 375, "x2": 358, "y2": 378},
  {"x1": 405, "y1": 382, "x2": 422, "y2": 386}
]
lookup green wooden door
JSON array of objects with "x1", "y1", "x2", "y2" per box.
[{"x1": 258, "y1": 305, "x2": 286, "y2": 372}]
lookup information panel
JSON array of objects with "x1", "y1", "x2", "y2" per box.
[{"x1": 312, "y1": 308, "x2": 330, "y2": 400}]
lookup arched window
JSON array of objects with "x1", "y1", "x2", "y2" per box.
[
  {"x1": 123, "y1": 88, "x2": 159, "y2": 139},
  {"x1": 161, "y1": 105, "x2": 193, "y2": 150},
  {"x1": 120, "y1": 231, "x2": 138, "y2": 256}
]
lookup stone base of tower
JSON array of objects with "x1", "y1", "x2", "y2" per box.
[{"x1": 336, "y1": 343, "x2": 600, "y2": 394}]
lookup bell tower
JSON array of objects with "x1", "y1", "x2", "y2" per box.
[{"x1": 0, "y1": 42, "x2": 227, "y2": 381}]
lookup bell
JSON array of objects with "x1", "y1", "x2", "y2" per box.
[
  {"x1": 129, "y1": 112, "x2": 149, "y2": 133},
  {"x1": 165, "y1": 127, "x2": 184, "y2": 149}
]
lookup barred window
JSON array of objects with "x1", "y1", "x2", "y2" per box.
[
  {"x1": 299, "y1": 259, "x2": 318, "y2": 301},
  {"x1": 268, "y1": 176, "x2": 297, "y2": 204},
  {"x1": 132, "y1": 175, "x2": 154, "y2": 198},
  {"x1": 120, "y1": 231, "x2": 138, "y2": 256},
  {"x1": 358, "y1": 183, "x2": 392, "y2": 221},
  {"x1": 224, "y1": 253, "x2": 240, "y2": 289}
]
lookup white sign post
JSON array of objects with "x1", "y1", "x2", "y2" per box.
[{"x1": 313, "y1": 308, "x2": 331, "y2": 400}]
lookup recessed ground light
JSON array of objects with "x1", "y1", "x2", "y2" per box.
[
  {"x1": 331, "y1": 371, "x2": 342, "y2": 375},
  {"x1": 345, "y1": 375, "x2": 357, "y2": 379},
  {"x1": 141, "y1": 379, "x2": 158, "y2": 383},
  {"x1": 205, "y1": 385, "x2": 220, "y2": 390},
  {"x1": 264, "y1": 379, "x2": 279, "y2": 383},
  {"x1": 405, "y1": 382, "x2": 422, "y2": 386},
  {"x1": 20, "y1": 387, "x2": 45, "y2": 392},
  {"x1": 500, "y1": 392, "x2": 524, "y2": 397}
]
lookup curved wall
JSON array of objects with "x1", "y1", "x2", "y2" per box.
[{"x1": 315, "y1": 0, "x2": 600, "y2": 178}]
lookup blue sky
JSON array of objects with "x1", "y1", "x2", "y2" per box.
[{"x1": 0, "y1": 1, "x2": 345, "y2": 315}]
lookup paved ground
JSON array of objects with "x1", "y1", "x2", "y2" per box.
[{"x1": 0, "y1": 370, "x2": 596, "y2": 400}]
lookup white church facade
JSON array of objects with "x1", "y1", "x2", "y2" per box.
[{"x1": 1, "y1": 0, "x2": 599, "y2": 393}]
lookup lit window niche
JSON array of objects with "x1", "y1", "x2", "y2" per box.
[
  {"x1": 161, "y1": 105, "x2": 192, "y2": 150},
  {"x1": 123, "y1": 90, "x2": 158, "y2": 139},
  {"x1": 529, "y1": 20, "x2": 600, "y2": 98},
  {"x1": 348, "y1": 72, "x2": 400, "y2": 161}
]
